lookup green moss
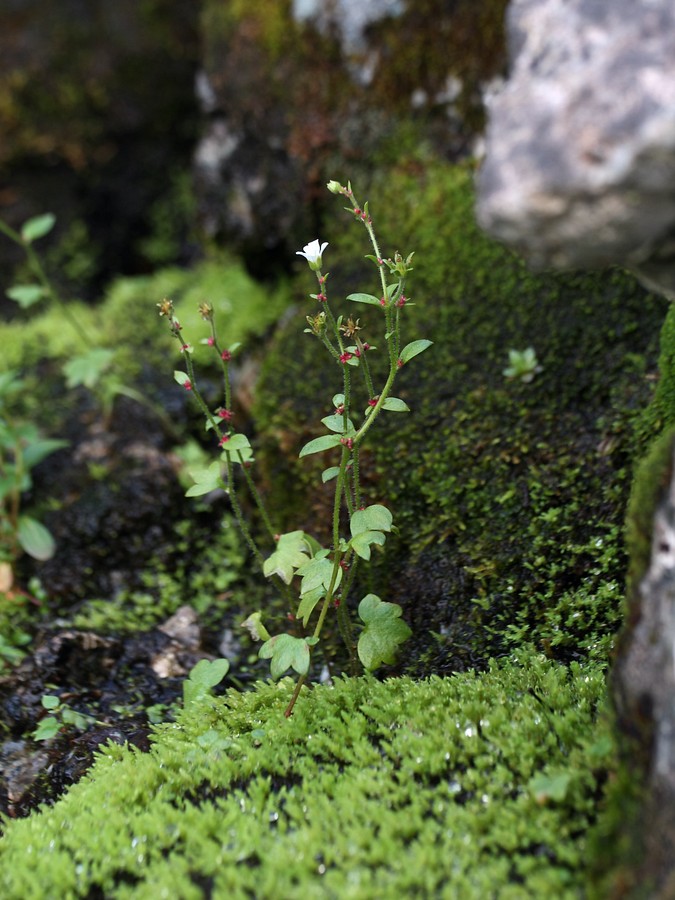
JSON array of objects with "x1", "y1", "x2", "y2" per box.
[
  {"x1": 633, "y1": 302, "x2": 675, "y2": 447},
  {"x1": 0, "y1": 654, "x2": 613, "y2": 898},
  {"x1": 254, "y1": 160, "x2": 665, "y2": 671},
  {"x1": 70, "y1": 516, "x2": 246, "y2": 635},
  {"x1": 0, "y1": 253, "x2": 292, "y2": 391}
]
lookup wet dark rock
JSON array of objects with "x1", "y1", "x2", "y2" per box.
[
  {"x1": 1, "y1": 741, "x2": 49, "y2": 808},
  {"x1": 476, "y1": 0, "x2": 675, "y2": 298}
]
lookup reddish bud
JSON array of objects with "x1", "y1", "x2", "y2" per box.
[
  {"x1": 207, "y1": 336, "x2": 215, "y2": 346},
  {"x1": 218, "y1": 408, "x2": 233, "y2": 421},
  {"x1": 368, "y1": 397, "x2": 378, "y2": 407},
  {"x1": 379, "y1": 297, "x2": 386, "y2": 307},
  {"x1": 397, "y1": 358, "x2": 404, "y2": 369},
  {"x1": 221, "y1": 349, "x2": 232, "y2": 362},
  {"x1": 184, "y1": 380, "x2": 192, "y2": 391},
  {"x1": 335, "y1": 404, "x2": 345, "y2": 415},
  {"x1": 339, "y1": 352, "x2": 353, "y2": 364},
  {"x1": 316, "y1": 293, "x2": 327, "y2": 303},
  {"x1": 219, "y1": 434, "x2": 230, "y2": 446},
  {"x1": 362, "y1": 342, "x2": 371, "y2": 351},
  {"x1": 395, "y1": 295, "x2": 407, "y2": 308},
  {"x1": 340, "y1": 437, "x2": 354, "y2": 450}
]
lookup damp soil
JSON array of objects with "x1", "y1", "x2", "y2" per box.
[
  {"x1": 0, "y1": 392, "x2": 238, "y2": 826},
  {"x1": 0, "y1": 617, "x2": 210, "y2": 825}
]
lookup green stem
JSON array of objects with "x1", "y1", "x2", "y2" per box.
[
  {"x1": 285, "y1": 441, "x2": 352, "y2": 719},
  {"x1": 351, "y1": 446, "x2": 361, "y2": 510},
  {"x1": 24, "y1": 241, "x2": 91, "y2": 346},
  {"x1": 112, "y1": 384, "x2": 183, "y2": 441},
  {"x1": 0, "y1": 214, "x2": 91, "y2": 347},
  {"x1": 354, "y1": 363, "x2": 398, "y2": 447}
]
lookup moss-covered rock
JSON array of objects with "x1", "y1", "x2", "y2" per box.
[
  {"x1": 0, "y1": 655, "x2": 612, "y2": 898},
  {"x1": 254, "y1": 160, "x2": 666, "y2": 673}
]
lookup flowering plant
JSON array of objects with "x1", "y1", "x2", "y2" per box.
[{"x1": 160, "y1": 180, "x2": 431, "y2": 715}]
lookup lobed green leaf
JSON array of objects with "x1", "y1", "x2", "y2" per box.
[
  {"x1": 357, "y1": 594, "x2": 412, "y2": 669},
  {"x1": 63, "y1": 349, "x2": 115, "y2": 390},
  {"x1": 185, "y1": 461, "x2": 222, "y2": 497},
  {"x1": 350, "y1": 504, "x2": 393, "y2": 537},
  {"x1": 263, "y1": 531, "x2": 311, "y2": 584},
  {"x1": 259, "y1": 633, "x2": 312, "y2": 679},
  {"x1": 350, "y1": 530, "x2": 386, "y2": 560},
  {"x1": 6, "y1": 285, "x2": 45, "y2": 308}
]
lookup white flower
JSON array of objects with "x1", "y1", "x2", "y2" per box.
[{"x1": 296, "y1": 239, "x2": 328, "y2": 270}]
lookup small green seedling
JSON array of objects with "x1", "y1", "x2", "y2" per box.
[
  {"x1": 32, "y1": 694, "x2": 98, "y2": 742},
  {"x1": 503, "y1": 347, "x2": 543, "y2": 383}
]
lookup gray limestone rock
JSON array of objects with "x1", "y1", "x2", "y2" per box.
[
  {"x1": 614, "y1": 432, "x2": 675, "y2": 894},
  {"x1": 476, "y1": 0, "x2": 675, "y2": 297}
]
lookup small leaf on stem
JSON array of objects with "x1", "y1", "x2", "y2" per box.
[
  {"x1": 21, "y1": 213, "x2": 56, "y2": 243},
  {"x1": 299, "y1": 434, "x2": 342, "y2": 458},
  {"x1": 399, "y1": 339, "x2": 433, "y2": 364}
]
